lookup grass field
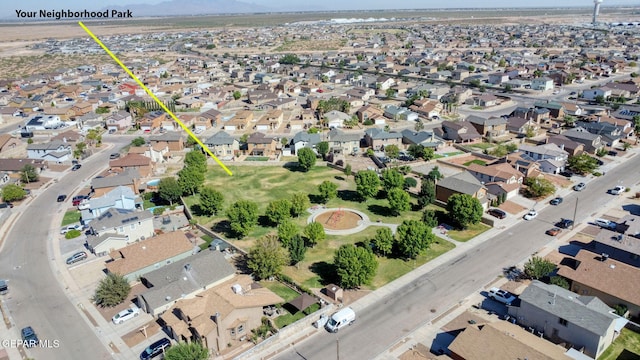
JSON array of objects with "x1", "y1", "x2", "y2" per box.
[
  {"x1": 260, "y1": 281, "x2": 300, "y2": 303},
  {"x1": 448, "y1": 223, "x2": 491, "y2": 242},
  {"x1": 463, "y1": 159, "x2": 487, "y2": 167},
  {"x1": 61, "y1": 210, "x2": 81, "y2": 226},
  {"x1": 598, "y1": 329, "x2": 640, "y2": 360}
]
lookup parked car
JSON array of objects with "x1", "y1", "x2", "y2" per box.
[
  {"x1": 72, "y1": 195, "x2": 89, "y2": 206},
  {"x1": 71, "y1": 164, "x2": 82, "y2": 171},
  {"x1": 109, "y1": 153, "x2": 120, "y2": 159},
  {"x1": 549, "y1": 197, "x2": 563, "y2": 205},
  {"x1": 488, "y1": 208, "x2": 507, "y2": 219},
  {"x1": 523, "y1": 209, "x2": 538, "y2": 220},
  {"x1": 594, "y1": 218, "x2": 616, "y2": 230},
  {"x1": 112, "y1": 307, "x2": 140, "y2": 325},
  {"x1": 140, "y1": 338, "x2": 171, "y2": 360},
  {"x1": 573, "y1": 182, "x2": 586, "y2": 191},
  {"x1": 546, "y1": 227, "x2": 562, "y2": 236},
  {"x1": 556, "y1": 219, "x2": 574, "y2": 229},
  {"x1": 0, "y1": 202, "x2": 13, "y2": 209},
  {"x1": 60, "y1": 224, "x2": 83, "y2": 235},
  {"x1": 609, "y1": 186, "x2": 626, "y2": 195},
  {"x1": 488, "y1": 287, "x2": 516, "y2": 305},
  {"x1": 21, "y1": 326, "x2": 38, "y2": 348},
  {"x1": 57, "y1": 194, "x2": 67, "y2": 202},
  {"x1": 66, "y1": 251, "x2": 88, "y2": 265},
  {"x1": 559, "y1": 171, "x2": 573, "y2": 178},
  {"x1": 608, "y1": 150, "x2": 618, "y2": 157}
]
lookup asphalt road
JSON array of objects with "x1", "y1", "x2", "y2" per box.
[
  {"x1": 276, "y1": 154, "x2": 640, "y2": 360},
  {"x1": 0, "y1": 138, "x2": 130, "y2": 359}
]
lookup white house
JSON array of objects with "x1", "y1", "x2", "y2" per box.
[
  {"x1": 582, "y1": 88, "x2": 612, "y2": 101},
  {"x1": 80, "y1": 186, "x2": 142, "y2": 223},
  {"x1": 85, "y1": 208, "x2": 154, "y2": 256},
  {"x1": 27, "y1": 141, "x2": 72, "y2": 162},
  {"x1": 531, "y1": 77, "x2": 554, "y2": 91}
]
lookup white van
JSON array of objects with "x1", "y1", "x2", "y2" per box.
[{"x1": 325, "y1": 307, "x2": 355, "y2": 333}]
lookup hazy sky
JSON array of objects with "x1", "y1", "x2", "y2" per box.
[{"x1": 4, "y1": 0, "x2": 639, "y2": 18}]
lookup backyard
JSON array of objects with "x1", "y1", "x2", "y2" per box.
[{"x1": 598, "y1": 328, "x2": 640, "y2": 360}]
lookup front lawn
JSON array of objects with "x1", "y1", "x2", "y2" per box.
[
  {"x1": 245, "y1": 156, "x2": 269, "y2": 161},
  {"x1": 61, "y1": 210, "x2": 81, "y2": 226},
  {"x1": 598, "y1": 328, "x2": 640, "y2": 360},
  {"x1": 448, "y1": 222, "x2": 491, "y2": 242}
]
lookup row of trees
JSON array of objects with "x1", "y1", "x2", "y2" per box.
[{"x1": 158, "y1": 150, "x2": 209, "y2": 205}]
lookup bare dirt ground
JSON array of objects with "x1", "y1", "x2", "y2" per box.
[{"x1": 315, "y1": 210, "x2": 362, "y2": 230}]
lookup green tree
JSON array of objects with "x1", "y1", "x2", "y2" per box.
[
  {"x1": 523, "y1": 177, "x2": 556, "y2": 198},
  {"x1": 164, "y1": 341, "x2": 209, "y2": 360},
  {"x1": 247, "y1": 235, "x2": 289, "y2": 280},
  {"x1": 407, "y1": 144, "x2": 424, "y2": 159},
  {"x1": 384, "y1": 144, "x2": 400, "y2": 159},
  {"x1": 184, "y1": 150, "x2": 207, "y2": 174},
  {"x1": 20, "y1": 164, "x2": 39, "y2": 183},
  {"x1": 198, "y1": 186, "x2": 224, "y2": 216},
  {"x1": 316, "y1": 141, "x2": 329, "y2": 159},
  {"x1": 355, "y1": 170, "x2": 381, "y2": 200},
  {"x1": 421, "y1": 209, "x2": 439, "y2": 228},
  {"x1": 177, "y1": 166, "x2": 204, "y2": 195},
  {"x1": 277, "y1": 220, "x2": 299, "y2": 247},
  {"x1": 290, "y1": 192, "x2": 310, "y2": 217},
  {"x1": 595, "y1": 95, "x2": 605, "y2": 105},
  {"x1": 317, "y1": 181, "x2": 338, "y2": 203},
  {"x1": 523, "y1": 256, "x2": 556, "y2": 280},
  {"x1": 385, "y1": 88, "x2": 397, "y2": 99},
  {"x1": 417, "y1": 179, "x2": 436, "y2": 209},
  {"x1": 92, "y1": 273, "x2": 131, "y2": 308},
  {"x1": 344, "y1": 163, "x2": 352, "y2": 178},
  {"x1": 266, "y1": 199, "x2": 292, "y2": 225},
  {"x1": 567, "y1": 153, "x2": 599, "y2": 175},
  {"x1": 446, "y1": 194, "x2": 483, "y2": 229},
  {"x1": 505, "y1": 143, "x2": 518, "y2": 153},
  {"x1": 426, "y1": 166, "x2": 443, "y2": 181},
  {"x1": 304, "y1": 221, "x2": 325, "y2": 247},
  {"x1": 232, "y1": 90, "x2": 242, "y2": 100},
  {"x1": 2, "y1": 184, "x2": 26, "y2": 202},
  {"x1": 404, "y1": 177, "x2": 417, "y2": 189},
  {"x1": 396, "y1": 220, "x2": 434, "y2": 259},
  {"x1": 334, "y1": 244, "x2": 378, "y2": 289},
  {"x1": 131, "y1": 137, "x2": 146, "y2": 146},
  {"x1": 226, "y1": 200, "x2": 259, "y2": 238},
  {"x1": 388, "y1": 188, "x2": 411, "y2": 215},
  {"x1": 372, "y1": 227, "x2": 394, "y2": 256},
  {"x1": 158, "y1": 177, "x2": 182, "y2": 205},
  {"x1": 297, "y1": 147, "x2": 317, "y2": 171},
  {"x1": 74, "y1": 142, "x2": 87, "y2": 159},
  {"x1": 381, "y1": 168, "x2": 404, "y2": 192},
  {"x1": 550, "y1": 276, "x2": 570, "y2": 290},
  {"x1": 280, "y1": 53, "x2": 301, "y2": 64},
  {"x1": 287, "y1": 235, "x2": 306, "y2": 265},
  {"x1": 86, "y1": 129, "x2": 102, "y2": 147}
]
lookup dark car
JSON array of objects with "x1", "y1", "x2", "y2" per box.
[
  {"x1": 559, "y1": 171, "x2": 573, "y2": 178},
  {"x1": 550, "y1": 197, "x2": 563, "y2": 205},
  {"x1": 557, "y1": 218, "x2": 574, "y2": 229},
  {"x1": 21, "y1": 326, "x2": 38, "y2": 348},
  {"x1": 57, "y1": 194, "x2": 67, "y2": 202},
  {"x1": 488, "y1": 208, "x2": 507, "y2": 219},
  {"x1": 71, "y1": 164, "x2": 82, "y2": 171},
  {"x1": 140, "y1": 338, "x2": 171, "y2": 360},
  {"x1": 0, "y1": 202, "x2": 13, "y2": 209}
]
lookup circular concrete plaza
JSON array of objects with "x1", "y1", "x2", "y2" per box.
[{"x1": 308, "y1": 207, "x2": 371, "y2": 235}]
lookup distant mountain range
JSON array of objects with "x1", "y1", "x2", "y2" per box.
[{"x1": 103, "y1": 0, "x2": 277, "y2": 16}]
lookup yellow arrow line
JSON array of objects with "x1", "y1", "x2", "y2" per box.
[{"x1": 78, "y1": 21, "x2": 233, "y2": 176}]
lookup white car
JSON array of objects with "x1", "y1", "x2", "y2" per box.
[
  {"x1": 523, "y1": 210, "x2": 538, "y2": 221},
  {"x1": 594, "y1": 218, "x2": 616, "y2": 230},
  {"x1": 60, "y1": 224, "x2": 82, "y2": 235},
  {"x1": 610, "y1": 186, "x2": 626, "y2": 195},
  {"x1": 488, "y1": 287, "x2": 517, "y2": 305},
  {"x1": 112, "y1": 307, "x2": 140, "y2": 325}
]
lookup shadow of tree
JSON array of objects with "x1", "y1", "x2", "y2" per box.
[
  {"x1": 283, "y1": 162, "x2": 306, "y2": 173},
  {"x1": 334, "y1": 176, "x2": 345, "y2": 181},
  {"x1": 337, "y1": 189, "x2": 359, "y2": 202},
  {"x1": 190, "y1": 204, "x2": 207, "y2": 217},
  {"x1": 258, "y1": 215, "x2": 274, "y2": 228},
  {"x1": 308, "y1": 194, "x2": 325, "y2": 204},
  {"x1": 368, "y1": 204, "x2": 392, "y2": 217},
  {"x1": 212, "y1": 220, "x2": 231, "y2": 234},
  {"x1": 309, "y1": 261, "x2": 337, "y2": 285}
]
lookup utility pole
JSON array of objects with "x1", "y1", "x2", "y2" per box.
[{"x1": 572, "y1": 197, "x2": 579, "y2": 230}]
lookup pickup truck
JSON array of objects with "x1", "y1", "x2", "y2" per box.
[{"x1": 488, "y1": 287, "x2": 517, "y2": 305}]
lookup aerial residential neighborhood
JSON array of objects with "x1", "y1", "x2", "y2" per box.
[{"x1": 0, "y1": 2, "x2": 639, "y2": 360}]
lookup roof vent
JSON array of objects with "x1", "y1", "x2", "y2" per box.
[
  {"x1": 601, "y1": 253, "x2": 609, "y2": 261},
  {"x1": 610, "y1": 264, "x2": 616, "y2": 269},
  {"x1": 231, "y1": 284, "x2": 243, "y2": 294},
  {"x1": 142, "y1": 246, "x2": 146, "y2": 250}
]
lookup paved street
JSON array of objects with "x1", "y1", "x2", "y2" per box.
[{"x1": 273, "y1": 152, "x2": 640, "y2": 360}]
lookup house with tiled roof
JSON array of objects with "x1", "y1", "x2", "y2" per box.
[
  {"x1": 562, "y1": 127, "x2": 605, "y2": 154},
  {"x1": 546, "y1": 135, "x2": 584, "y2": 156},
  {"x1": 139, "y1": 111, "x2": 166, "y2": 131},
  {"x1": 364, "y1": 128, "x2": 403, "y2": 150},
  {"x1": 204, "y1": 131, "x2": 239, "y2": 159},
  {"x1": 105, "y1": 111, "x2": 133, "y2": 131},
  {"x1": 508, "y1": 281, "x2": 623, "y2": 359},
  {"x1": 26, "y1": 140, "x2": 72, "y2": 162},
  {"x1": 137, "y1": 249, "x2": 236, "y2": 316},
  {"x1": 109, "y1": 153, "x2": 153, "y2": 178},
  {"x1": 85, "y1": 207, "x2": 154, "y2": 256},
  {"x1": 356, "y1": 104, "x2": 385, "y2": 125},
  {"x1": 80, "y1": 186, "x2": 142, "y2": 223},
  {"x1": 558, "y1": 249, "x2": 640, "y2": 318},
  {"x1": 327, "y1": 128, "x2": 361, "y2": 155},
  {"x1": 467, "y1": 115, "x2": 507, "y2": 137},
  {"x1": 196, "y1": 108, "x2": 221, "y2": 130},
  {"x1": 160, "y1": 274, "x2": 284, "y2": 354},
  {"x1": 246, "y1": 132, "x2": 277, "y2": 157},
  {"x1": 0, "y1": 134, "x2": 23, "y2": 157},
  {"x1": 149, "y1": 132, "x2": 184, "y2": 151},
  {"x1": 435, "y1": 121, "x2": 482, "y2": 144},
  {"x1": 435, "y1": 171, "x2": 487, "y2": 208},
  {"x1": 290, "y1": 131, "x2": 321, "y2": 155},
  {"x1": 448, "y1": 320, "x2": 572, "y2": 360},
  {"x1": 466, "y1": 163, "x2": 523, "y2": 185},
  {"x1": 224, "y1": 110, "x2": 253, "y2": 131},
  {"x1": 105, "y1": 231, "x2": 195, "y2": 281},
  {"x1": 91, "y1": 168, "x2": 141, "y2": 197},
  {"x1": 401, "y1": 129, "x2": 445, "y2": 149},
  {"x1": 575, "y1": 120, "x2": 624, "y2": 147}
]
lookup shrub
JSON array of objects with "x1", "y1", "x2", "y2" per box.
[{"x1": 65, "y1": 229, "x2": 82, "y2": 239}]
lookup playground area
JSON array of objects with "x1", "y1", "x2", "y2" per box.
[{"x1": 314, "y1": 208, "x2": 363, "y2": 231}]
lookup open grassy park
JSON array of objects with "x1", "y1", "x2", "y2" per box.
[{"x1": 185, "y1": 164, "x2": 458, "y2": 290}]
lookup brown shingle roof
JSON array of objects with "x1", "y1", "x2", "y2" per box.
[
  {"x1": 105, "y1": 231, "x2": 193, "y2": 276},
  {"x1": 109, "y1": 153, "x2": 151, "y2": 167}
]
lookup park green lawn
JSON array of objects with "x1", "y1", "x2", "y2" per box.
[
  {"x1": 61, "y1": 210, "x2": 81, "y2": 226},
  {"x1": 448, "y1": 223, "x2": 491, "y2": 242},
  {"x1": 598, "y1": 328, "x2": 640, "y2": 360}
]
